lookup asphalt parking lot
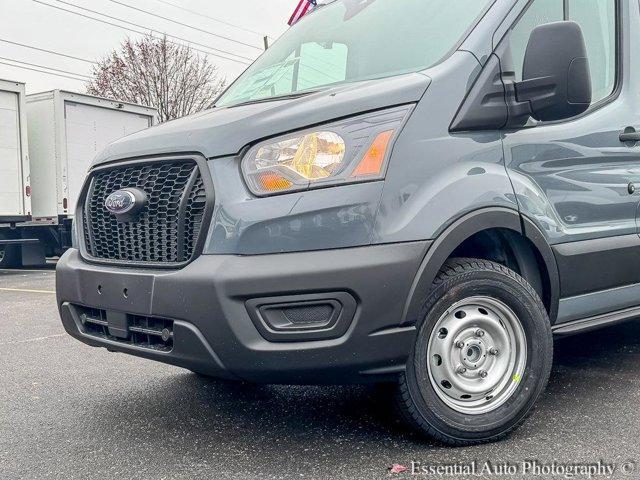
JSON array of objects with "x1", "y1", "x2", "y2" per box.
[{"x1": 2, "y1": 266, "x2": 640, "y2": 480}]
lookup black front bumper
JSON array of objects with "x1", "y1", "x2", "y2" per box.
[{"x1": 56, "y1": 242, "x2": 429, "y2": 384}]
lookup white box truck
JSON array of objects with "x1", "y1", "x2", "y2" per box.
[
  {"x1": 0, "y1": 79, "x2": 32, "y2": 268},
  {"x1": 0, "y1": 90, "x2": 157, "y2": 267}
]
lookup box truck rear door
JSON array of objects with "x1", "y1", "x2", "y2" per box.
[
  {"x1": 0, "y1": 90, "x2": 24, "y2": 216},
  {"x1": 64, "y1": 102, "x2": 151, "y2": 214}
]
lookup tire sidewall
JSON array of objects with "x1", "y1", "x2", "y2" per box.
[
  {"x1": 0, "y1": 231, "x2": 20, "y2": 268},
  {"x1": 0, "y1": 244, "x2": 18, "y2": 268},
  {"x1": 405, "y1": 263, "x2": 553, "y2": 442}
]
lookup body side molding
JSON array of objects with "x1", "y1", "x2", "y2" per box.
[
  {"x1": 552, "y1": 234, "x2": 640, "y2": 298},
  {"x1": 552, "y1": 305, "x2": 640, "y2": 337}
]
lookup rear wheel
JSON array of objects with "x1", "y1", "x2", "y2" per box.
[
  {"x1": 0, "y1": 234, "x2": 20, "y2": 269},
  {"x1": 396, "y1": 258, "x2": 553, "y2": 445}
]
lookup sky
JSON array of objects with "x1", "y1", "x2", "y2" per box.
[{"x1": 0, "y1": 0, "x2": 295, "y2": 94}]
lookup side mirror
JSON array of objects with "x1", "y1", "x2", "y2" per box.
[{"x1": 517, "y1": 21, "x2": 592, "y2": 122}]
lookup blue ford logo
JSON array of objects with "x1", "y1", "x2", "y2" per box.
[{"x1": 105, "y1": 189, "x2": 136, "y2": 215}]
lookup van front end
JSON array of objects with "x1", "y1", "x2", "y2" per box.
[
  {"x1": 56, "y1": 151, "x2": 430, "y2": 384},
  {"x1": 56, "y1": 96, "x2": 431, "y2": 384}
]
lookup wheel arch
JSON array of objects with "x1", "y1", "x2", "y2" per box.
[{"x1": 402, "y1": 207, "x2": 560, "y2": 326}]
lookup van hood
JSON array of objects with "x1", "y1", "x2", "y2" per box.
[{"x1": 92, "y1": 73, "x2": 431, "y2": 166}]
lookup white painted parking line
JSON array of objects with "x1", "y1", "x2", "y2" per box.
[
  {"x1": 0, "y1": 269, "x2": 54, "y2": 273},
  {"x1": 0, "y1": 287, "x2": 55, "y2": 294},
  {"x1": 0, "y1": 333, "x2": 66, "y2": 346}
]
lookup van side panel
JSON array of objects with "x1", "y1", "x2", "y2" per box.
[{"x1": 502, "y1": 0, "x2": 640, "y2": 323}]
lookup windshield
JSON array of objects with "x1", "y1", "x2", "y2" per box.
[{"x1": 216, "y1": 0, "x2": 493, "y2": 107}]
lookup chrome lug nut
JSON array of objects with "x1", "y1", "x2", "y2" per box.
[
  {"x1": 456, "y1": 365, "x2": 467, "y2": 375},
  {"x1": 489, "y1": 347, "x2": 499, "y2": 356},
  {"x1": 475, "y1": 329, "x2": 485, "y2": 337},
  {"x1": 455, "y1": 340, "x2": 465, "y2": 349},
  {"x1": 479, "y1": 370, "x2": 488, "y2": 378}
]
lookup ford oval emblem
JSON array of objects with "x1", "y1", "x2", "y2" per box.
[{"x1": 105, "y1": 189, "x2": 137, "y2": 215}]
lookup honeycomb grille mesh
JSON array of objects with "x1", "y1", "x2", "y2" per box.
[
  {"x1": 283, "y1": 305, "x2": 333, "y2": 325},
  {"x1": 83, "y1": 161, "x2": 207, "y2": 265}
]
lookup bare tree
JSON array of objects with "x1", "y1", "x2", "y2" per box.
[{"x1": 87, "y1": 35, "x2": 226, "y2": 122}]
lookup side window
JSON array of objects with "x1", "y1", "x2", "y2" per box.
[
  {"x1": 509, "y1": 0, "x2": 563, "y2": 82},
  {"x1": 568, "y1": 0, "x2": 617, "y2": 103},
  {"x1": 509, "y1": 0, "x2": 617, "y2": 104},
  {"x1": 296, "y1": 42, "x2": 348, "y2": 91}
]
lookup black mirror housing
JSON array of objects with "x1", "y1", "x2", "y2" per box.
[{"x1": 516, "y1": 21, "x2": 592, "y2": 122}]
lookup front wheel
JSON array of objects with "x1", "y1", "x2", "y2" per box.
[{"x1": 396, "y1": 258, "x2": 553, "y2": 445}]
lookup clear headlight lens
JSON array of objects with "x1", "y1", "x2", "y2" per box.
[
  {"x1": 256, "y1": 131, "x2": 346, "y2": 183},
  {"x1": 241, "y1": 105, "x2": 412, "y2": 196}
]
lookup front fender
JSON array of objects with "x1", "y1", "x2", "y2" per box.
[{"x1": 401, "y1": 207, "x2": 560, "y2": 326}]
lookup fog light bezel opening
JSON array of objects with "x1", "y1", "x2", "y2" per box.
[{"x1": 246, "y1": 292, "x2": 357, "y2": 343}]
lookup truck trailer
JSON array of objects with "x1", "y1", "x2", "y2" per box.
[
  {"x1": 0, "y1": 90, "x2": 157, "y2": 267},
  {"x1": 0, "y1": 79, "x2": 32, "y2": 267}
]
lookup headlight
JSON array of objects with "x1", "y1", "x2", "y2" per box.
[{"x1": 241, "y1": 105, "x2": 412, "y2": 196}]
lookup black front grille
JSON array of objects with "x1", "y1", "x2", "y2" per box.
[
  {"x1": 77, "y1": 306, "x2": 174, "y2": 352},
  {"x1": 82, "y1": 160, "x2": 209, "y2": 265}
]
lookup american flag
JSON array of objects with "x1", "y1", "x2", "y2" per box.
[{"x1": 288, "y1": 0, "x2": 317, "y2": 26}]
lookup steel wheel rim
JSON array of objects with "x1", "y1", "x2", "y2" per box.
[{"x1": 426, "y1": 296, "x2": 527, "y2": 415}]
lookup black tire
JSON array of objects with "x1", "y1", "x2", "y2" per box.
[
  {"x1": 0, "y1": 238, "x2": 20, "y2": 269},
  {"x1": 396, "y1": 258, "x2": 553, "y2": 446}
]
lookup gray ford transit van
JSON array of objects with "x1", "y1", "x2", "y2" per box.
[{"x1": 56, "y1": 0, "x2": 640, "y2": 445}]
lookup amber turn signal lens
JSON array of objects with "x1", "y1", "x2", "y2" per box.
[
  {"x1": 258, "y1": 172, "x2": 293, "y2": 192},
  {"x1": 351, "y1": 130, "x2": 394, "y2": 177}
]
